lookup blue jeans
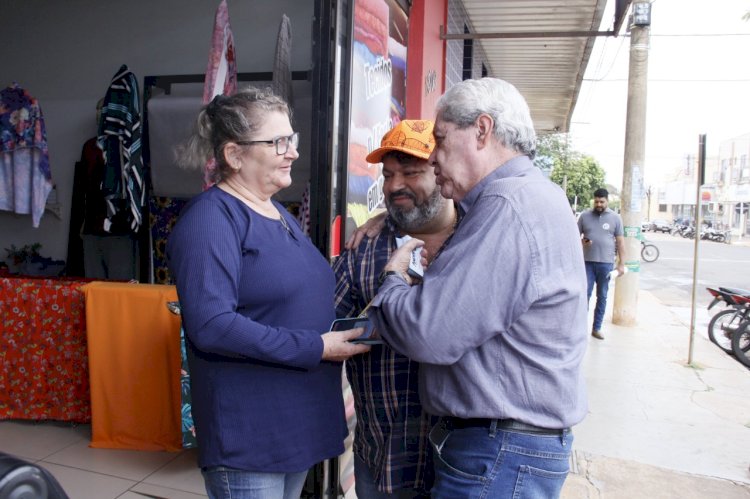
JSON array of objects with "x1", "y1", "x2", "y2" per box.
[
  {"x1": 585, "y1": 261, "x2": 613, "y2": 331},
  {"x1": 201, "y1": 466, "x2": 308, "y2": 499},
  {"x1": 354, "y1": 455, "x2": 428, "y2": 499},
  {"x1": 428, "y1": 421, "x2": 572, "y2": 499}
]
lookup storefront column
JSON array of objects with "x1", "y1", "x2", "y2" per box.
[{"x1": 405, "y1": 0, "x2": 447, "y2": 119}]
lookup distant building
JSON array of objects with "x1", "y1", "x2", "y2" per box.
[
  {"x1": 659, "y1": 153, "x2": 720, "y2": 226},
  {"x1": 718, "y1": 133, "x2": 750, "y2": 236}
]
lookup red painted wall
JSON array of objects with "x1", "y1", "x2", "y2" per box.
[{"x1": 405, "y1": 0, "x2": 446, "y2": 120}]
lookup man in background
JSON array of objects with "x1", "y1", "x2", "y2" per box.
[
  {"x1": 333, "y1": 120, "x2": 456, "y2": 498},
  {"x1": 578, "y1": 187, "x2": 626, "y2": 340}
]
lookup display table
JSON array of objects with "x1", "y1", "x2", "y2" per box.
[
  {"x1": 0, "y1": 277, "x2": 91, "y2": 422},
  {"x1": 83, "y1": 281, "x2": 182, "y2": 451}
]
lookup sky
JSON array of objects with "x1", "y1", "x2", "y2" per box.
[{"x1": 569, "y1": 0, "x2": 750, "y2": 190}]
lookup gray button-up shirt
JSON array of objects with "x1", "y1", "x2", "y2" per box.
[{"x1": 369, "y1": 156, "x2": 588, "y2": 429}]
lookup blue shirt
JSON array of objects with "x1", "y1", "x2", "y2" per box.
[
  {"x1": 369, "y1": 156, "x2": 589, "y2": 429},
  {"x1": 167, "y1": 186, "x2": 347, "y2": 472}
]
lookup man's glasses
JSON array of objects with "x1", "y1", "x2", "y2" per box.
[{"x1": 236, "y1": 132, "x2": 299, "y2": 155}]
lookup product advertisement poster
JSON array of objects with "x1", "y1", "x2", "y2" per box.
[{"x1": 345, "y1": 0, "x2": 408, "y2": 238}]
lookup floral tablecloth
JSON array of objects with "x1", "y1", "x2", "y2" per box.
[{"x1": 0, "y1": 277, "x2": 91, "y2": 422}]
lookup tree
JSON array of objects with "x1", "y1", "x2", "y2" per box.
[
  {"x1": 534, "y1": 133, "x2": 571, "y2": 176},
  {"x1": 534, "y1": 133, "x2": 604, "y2": 207},
  {"x1": 535, "y1": 133, "x2": 606, "y2": 209},
  {"x1": 549, "y1": 154, "x2": 606, "y2": 209}
]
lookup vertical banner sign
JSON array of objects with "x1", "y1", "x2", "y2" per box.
[
  {"x1": 623, "y1": 225, "x2": 641, "y2": 273},
  {"x1": 630, "y1": 165, "x2": 642, "y2": 213},
  {"x1": 346, "y1": 0, "x2": 408, "y2": 236}
]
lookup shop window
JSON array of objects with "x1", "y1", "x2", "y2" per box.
[{"x1": 463, "y1": 25, "x2": 473, "y2": 80}]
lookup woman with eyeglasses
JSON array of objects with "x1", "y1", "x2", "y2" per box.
[{"x1": 167, "y1": 87, "x2": 370, "y2": 499}]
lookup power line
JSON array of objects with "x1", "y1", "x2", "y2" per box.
[
  {"x1": 649, "y1": 33, "x2": 750, "y2": 37},
  {"x1": 583, "y1": 78, "x2": 750, "y2": 82}
]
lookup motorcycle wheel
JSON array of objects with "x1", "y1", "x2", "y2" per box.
[
  {"x1": 731, "y1": 321, "x2": 750, "y2": 368},
  {"x1": 708, "y1": 308, "x2": 743, "y2": 354},
  {"x1": 715, "y1": 234, "x2": 725, "y2": 243},
  {"x1": 641, "y1": 243, "x2": 659, "y2": 262}
]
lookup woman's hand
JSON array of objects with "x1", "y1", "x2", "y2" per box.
[
  {"x1": 321, "y1": 328, "x2": 371, "y2": 361},
  {"x1": 344, "y1": 212, "x2": 387, "y2": 250}
]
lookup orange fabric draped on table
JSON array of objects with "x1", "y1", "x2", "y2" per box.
[{"x1": 83, "y1": 281, "x2": 182, "y2": 451}]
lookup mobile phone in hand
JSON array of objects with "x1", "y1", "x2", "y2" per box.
[
  {"x1": 330, "y1": 317, "x2": 382, "y2": 345},
  {"x1": 395, "y1": 235, "x2": 424, "y2": 278}
]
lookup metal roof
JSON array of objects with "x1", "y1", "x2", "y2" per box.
[{"x1": 444, "y1": 0, "x2": 632, "y2": 133}]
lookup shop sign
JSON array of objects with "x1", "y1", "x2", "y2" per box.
[{"x1": 346, "y1": 0, "x2": 408, "y2": 232}]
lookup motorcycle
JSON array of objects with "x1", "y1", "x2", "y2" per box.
[
  {"x1": 732, "y1": 320, "x2": 750, "y2": 369},
  {"x1": 706, "y1": 287, "x2": 750, "y2": 353},
  {"x1": 681, "y1": 225, "x2": 696, "y2": 239},
  {"x1": 703, "y1": 227, "x2": 731, "y2": 243}
]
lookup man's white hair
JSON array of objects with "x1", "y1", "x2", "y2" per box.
[{"x1": 435, "y1": 78, "x2": 536, "y2": 158}]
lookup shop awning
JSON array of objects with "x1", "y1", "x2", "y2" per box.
[{"x1": 443, "y1": 0, "x2": 633, "y2": 133}]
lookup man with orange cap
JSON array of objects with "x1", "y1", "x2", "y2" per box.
[{"x1": 333, "y1": 120, "x2": 457, "y2": 498}]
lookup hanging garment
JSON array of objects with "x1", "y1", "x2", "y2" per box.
[
  {"x1": 297, "y1": 182, "x2": 311, "y2": 236},
  {"x1": 97, "y1": 65, "x2": 144, "y2": 233},
  {"x1": 0, "y1": 83, "x2": 53, "y2": 227},
  {"x1": 272, "y1": 14, "x2": 294, "y2": 105},
  {"x1": 149, "y1": 195, "x2": 188, "y2": 285},
  {"x1": 202, "y1": 0, "x2": 238, "y2": 189},
  {"x1": 66, "y1": 139, "x2": 98, "y2": 276}
]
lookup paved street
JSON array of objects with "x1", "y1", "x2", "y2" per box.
[{"x1": 640, "y1": 231, "x2": 750, "y2": 308}]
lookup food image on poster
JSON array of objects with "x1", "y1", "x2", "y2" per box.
[{"x1": 346, "y1": 0, "x2": 408, "y2": 236}]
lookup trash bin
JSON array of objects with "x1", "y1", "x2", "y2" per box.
[{"x1": 0, "y1": 452, "x2": 69, "y2": 499}]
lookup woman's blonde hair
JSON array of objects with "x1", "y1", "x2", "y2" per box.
[{"x1": 177, "y1": 86, "x2": 291, "y2": 183}]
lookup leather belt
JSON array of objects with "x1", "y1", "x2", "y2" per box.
[{"x1": 446, "y1": 417, "x2": 567, "y2": 436}]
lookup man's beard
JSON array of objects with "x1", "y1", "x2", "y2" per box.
[
  {"x1": 387, "y1": 187, "x2": 444, "y2": 232},
  {"x1": 594, "y1": 206, "x2": 605, "y2": 213}
]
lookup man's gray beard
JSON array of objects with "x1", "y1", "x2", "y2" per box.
[{"x1": 387, "y1": 187, "x2": 445, "y2": 232}]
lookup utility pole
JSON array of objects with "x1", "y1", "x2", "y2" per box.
[
  {"x1": 613, "y1": 2, "x2": 652, "y2": 326},
  {"x1": 688, "y1": 134, "x2": 707, "y2": 365}
]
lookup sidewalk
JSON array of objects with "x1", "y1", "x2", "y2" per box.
[{"x1": 561, "y1": 289, "x2": 750, "y2": 498}]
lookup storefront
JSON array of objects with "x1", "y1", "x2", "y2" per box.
[
  {"x1": 2, "y1": 0, "x2": 622, "y2": 496},
  {"x1": 1, "y1": 1, "x2": 447, "y2": 496}
]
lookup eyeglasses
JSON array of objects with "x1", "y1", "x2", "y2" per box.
[{"x1": 236, "y1": 132, "x2": 299, "y2": 155}]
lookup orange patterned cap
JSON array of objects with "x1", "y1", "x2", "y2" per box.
[{"x1": 365, "y1": 120, "x2": 436, "y2": 164}]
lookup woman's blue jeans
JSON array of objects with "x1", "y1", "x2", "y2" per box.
[
  {"x1": 585, "y1": 261, "x2": 614, "y2": 332},
  {"x1": 428, "y1": 422, "x2": 572, "y2": 499},
  {"x1": 201, "y1": 466, "x2": 308, "y2": 499}
]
